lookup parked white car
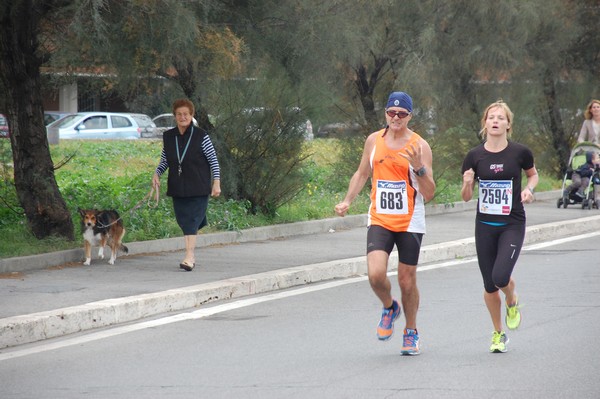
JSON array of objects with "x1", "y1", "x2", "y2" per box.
[{"x1": 46, "y1": 112, "x2": 142, "y2": 140}]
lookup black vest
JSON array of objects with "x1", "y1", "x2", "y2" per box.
[{"x1": 163, "y1": 125, "x2": 212, "y2": 197}]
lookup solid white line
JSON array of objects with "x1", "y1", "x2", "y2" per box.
[
  {"x1": 0, "y1": 232, "x2": 594, "y2": 362},
  {"x1": 522, "y1": 231, "x2": 600, "y2": 250}
]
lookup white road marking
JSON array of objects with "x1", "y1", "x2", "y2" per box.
[
  {"x1": 522, "y1": 231, "x2": 600, "y2": 250},
  {"x1": 1, "y1": 232, "x2": 594, "y2": 361}
]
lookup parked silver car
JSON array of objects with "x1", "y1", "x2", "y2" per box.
[{"x1": 46, "y1": 112, "x2": 141, "y2": 140}]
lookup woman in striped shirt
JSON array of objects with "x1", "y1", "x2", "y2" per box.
[{"x1": 152, "y1": 99, "x2": 221, "y2": 271}]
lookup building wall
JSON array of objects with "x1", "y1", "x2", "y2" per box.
[{"x1": 42, "y1": 83, "x2": 77, "y2": 113}]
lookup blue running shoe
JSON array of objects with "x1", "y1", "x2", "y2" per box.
[
  {"x1": 401, "y1": 328, "x2": 420, "y2": 355},
  {"x1": 376, "y1": 299, "x2": 401, "y2": 341}
]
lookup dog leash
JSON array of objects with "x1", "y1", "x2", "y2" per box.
[
  {"x1": 131, "y1": 185, "x2": 160, "y2": 212},
  {"x1": 95, "y1": 186, "x2": 160, "y2": 229}
]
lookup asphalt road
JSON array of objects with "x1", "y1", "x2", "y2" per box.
[{"x1": 1, "y1": 233, "x2": 598, "y2": 399}]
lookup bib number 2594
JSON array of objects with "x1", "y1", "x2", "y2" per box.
[{"x1": 478, "y1": 180, "x2": 512, "y2": 215}]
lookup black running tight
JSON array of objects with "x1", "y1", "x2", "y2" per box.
[{"x1": 474, "y1": 221, "x2": 525, "y2": 293}]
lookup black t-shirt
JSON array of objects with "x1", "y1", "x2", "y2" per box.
[{"x1": 461, "y1": 141, "x2": 535, "y2": 224}]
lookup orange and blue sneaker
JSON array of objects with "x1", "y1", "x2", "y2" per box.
[
  {"x1": 376, "y1": 299, "x2": 401, "y2": 341},
  {"x1": 401, "y1": 328, "x2": 420, "y2": 355}
]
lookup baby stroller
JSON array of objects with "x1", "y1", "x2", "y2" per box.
[{"x1": 557, "y1": 141, "x2": 600, "y2": 209}]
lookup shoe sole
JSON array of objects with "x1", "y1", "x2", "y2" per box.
[{"x1": 401, "y1": 349, "x2": 420, "y2": 356}]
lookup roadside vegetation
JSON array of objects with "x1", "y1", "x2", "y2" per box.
[{"x1": 0, "y1": 138, "x2": 559, "y2": 259}]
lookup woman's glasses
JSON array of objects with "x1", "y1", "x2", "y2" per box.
[{"x1": 386, "y1": 110, "x2": 411, "y2": 119}]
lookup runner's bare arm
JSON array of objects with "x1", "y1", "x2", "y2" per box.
[{"x1": 334, "y1": 133, "x2": 376, "y2": 216}]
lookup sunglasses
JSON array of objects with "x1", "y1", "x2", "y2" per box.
[{"x1": 386, "y1": 110, "x2": 411, "y2": 119}]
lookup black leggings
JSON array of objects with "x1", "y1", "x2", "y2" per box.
[{"x1": 475, "y1": 221, "x2": 525, "y2": 293}]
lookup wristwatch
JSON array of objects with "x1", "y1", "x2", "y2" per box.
[{"x1": 416, "y1": 166, "x2": 426, "y2": 177}]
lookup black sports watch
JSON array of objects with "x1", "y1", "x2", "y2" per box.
[{"x1": 416, "y1": 166, "x2": 427, "y2": 177}]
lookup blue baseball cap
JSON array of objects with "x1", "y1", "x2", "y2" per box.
[{"x1": 386, "y1": 92, "x2": 413, "y2": 113}]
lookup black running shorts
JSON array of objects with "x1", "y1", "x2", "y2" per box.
[{"x1": 366, "y1": 225, "x2": 423, "y2": 266}]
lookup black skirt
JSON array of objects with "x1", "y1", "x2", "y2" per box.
[{"x1": 172, "y1": 196, "x2": 209, "y2": 235}]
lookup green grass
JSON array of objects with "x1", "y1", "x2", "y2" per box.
[{"x1": 0, "y1": 138, "x2": 560, "y2": 259}]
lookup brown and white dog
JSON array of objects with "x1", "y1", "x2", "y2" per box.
[{"x1": 79, "y1": 208, "x2": 129, "y2": 265}]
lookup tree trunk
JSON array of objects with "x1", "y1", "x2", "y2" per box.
[
  {"x1": 542, "y1": 68, "x2": 570, "y2": 178},
  {"x1": 354, "y1": 56, "x2": 389, "y2": 132},
  {"x1": 0, "y1": 1, "x2": 74, "y2": 240}
]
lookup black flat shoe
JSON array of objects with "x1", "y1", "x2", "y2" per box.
[{"x1": 179, "y1": 261, "x2": 195, "y2": 271}]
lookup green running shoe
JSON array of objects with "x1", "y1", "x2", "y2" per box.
[
  {"x1": 489, "y1": 331, "x2": 509, "y2": 353},
  {"x1": 506, "y1": 296, "x2": 521, "y2": 330}
]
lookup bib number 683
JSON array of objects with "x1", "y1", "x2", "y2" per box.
[{"x1": 380, "y1": 191, "x2": 404, "y2": 210}]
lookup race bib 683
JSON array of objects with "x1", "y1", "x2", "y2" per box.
[{"x1": 375, "y1": 180, "x2": 408, "y2": 214}]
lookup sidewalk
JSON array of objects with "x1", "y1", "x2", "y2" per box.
[{"x1": 2, "y1": 190, "x2": 600, "y2": 349}]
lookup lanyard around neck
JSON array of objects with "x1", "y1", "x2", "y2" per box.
[{"x1": 176, "y1": 126, "x2": 194, "y2": 166}]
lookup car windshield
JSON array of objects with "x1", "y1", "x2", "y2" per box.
[{"x1": 44, "y1": 113, "x2": 67, "y2": 125}]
